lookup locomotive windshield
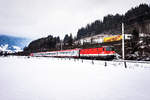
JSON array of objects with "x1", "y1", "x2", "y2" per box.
[{"x1": 106, "y1": 47, "x2": 114, "y2": 51}]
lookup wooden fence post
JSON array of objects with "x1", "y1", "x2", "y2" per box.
[
  {"x1": 105, "y1": 62, "x2": 107, "y2": 67},
  {"x1": 124, "y1": 61, "x2": 127, "y2": 68}
]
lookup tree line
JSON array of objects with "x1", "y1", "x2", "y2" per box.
[
  {"x1": 23, "y1": 34, "x2": 73, "y2": 55},
  {"x1": 77, "y1": 4, "x2": 150, "y2": 39}
]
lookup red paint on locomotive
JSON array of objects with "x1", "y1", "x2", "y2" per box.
[{"x1": 80, "y1": 47, "x2": 115, "y2": 55}]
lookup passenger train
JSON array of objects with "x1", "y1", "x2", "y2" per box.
[{"x1": 30, "y1": 46, "x2": 116, "y2": 60}]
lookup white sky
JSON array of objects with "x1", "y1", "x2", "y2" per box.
[{"x1": 0, "y1": 0, "x2": 149, "y2": 39}]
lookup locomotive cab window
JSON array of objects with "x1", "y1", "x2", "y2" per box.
[{"x1": 106, "y1": 47, "x2": 114, "y2": 51}]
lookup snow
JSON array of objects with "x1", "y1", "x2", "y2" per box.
[
  {"x1": 0, "y1": 44, "x2": 10, "y2": 52},
  {"x1": 0, "y1": 44, "x2": 22, "y2": 53},
  {"x1": 12, "y1": 46, "x2": 22, "y2": 52},
  {"x1": 0, "y1": 56, "x2": 150, "y2": 100}
]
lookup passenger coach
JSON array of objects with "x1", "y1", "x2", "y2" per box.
[{"x1": 30, "y1": 49, "x2": 80, "y2": 58}]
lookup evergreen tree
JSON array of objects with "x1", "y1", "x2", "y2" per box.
[{"x1": 63, "y1": 34, "x2": 73, "y2": 46}]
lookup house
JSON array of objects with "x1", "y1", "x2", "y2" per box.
[{"x1": 74, "y1": 33, "x2": 132, "y2": 45}]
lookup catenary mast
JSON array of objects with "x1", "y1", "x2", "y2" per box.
[{"x1": 122, "y1": 23, "x2": 125, "y2": 60}]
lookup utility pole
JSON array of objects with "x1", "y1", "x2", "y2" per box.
[{"x1": 122, "y1": 23, "x2": 125, "y2": 60}]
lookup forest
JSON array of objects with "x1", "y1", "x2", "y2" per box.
[
  {"x1": 77, "y1": 4, "x2": 150, "y2": 39},
  {"x1": 23, "y1": 34, "x2": 73, "y2": 54}
]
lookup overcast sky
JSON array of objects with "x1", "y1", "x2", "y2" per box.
[{"x1": 0, "y1": 0, "x2": 149, "y2": 39}]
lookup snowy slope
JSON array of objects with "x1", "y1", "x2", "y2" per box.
[
  {"x1": 0, "y1": 35, "x2": 31, "y2": 52},
  {"x1": 0, "y1": 44, "x2": 22, "y2": 53},
  {"x1": 0, "y1": 57, "x2": 150, "y2": 100}
]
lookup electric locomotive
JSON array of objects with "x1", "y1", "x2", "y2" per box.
[{"x1": 79, "y1": 46, "x2": 115, "y2": 60}]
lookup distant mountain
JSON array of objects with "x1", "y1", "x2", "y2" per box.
[{"x1": 0, "y1": 35, "x2": 31, "y2": 52}]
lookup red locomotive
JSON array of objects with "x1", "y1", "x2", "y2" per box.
[
  {"x1": 80, "y1": 46, "x2": 115, "y2": 59},
  {"x1": 30, "y1": 46, "x2": 116, "y2": 60}
]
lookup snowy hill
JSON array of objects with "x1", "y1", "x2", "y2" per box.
[
  {"x1": 0, "y1": 44, "x2": 22, "y2": 53},
  {"x1": 0, "y1": 35, "x2": 31, "y2": 53}
]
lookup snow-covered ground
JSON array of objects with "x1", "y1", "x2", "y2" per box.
[{"x1": 0, "y1": 56, "x2": 150, "y2": 100}]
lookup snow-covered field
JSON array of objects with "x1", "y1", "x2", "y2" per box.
[{"x1": 0, "y1": 56, "x2": 150, "y2": 100}]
